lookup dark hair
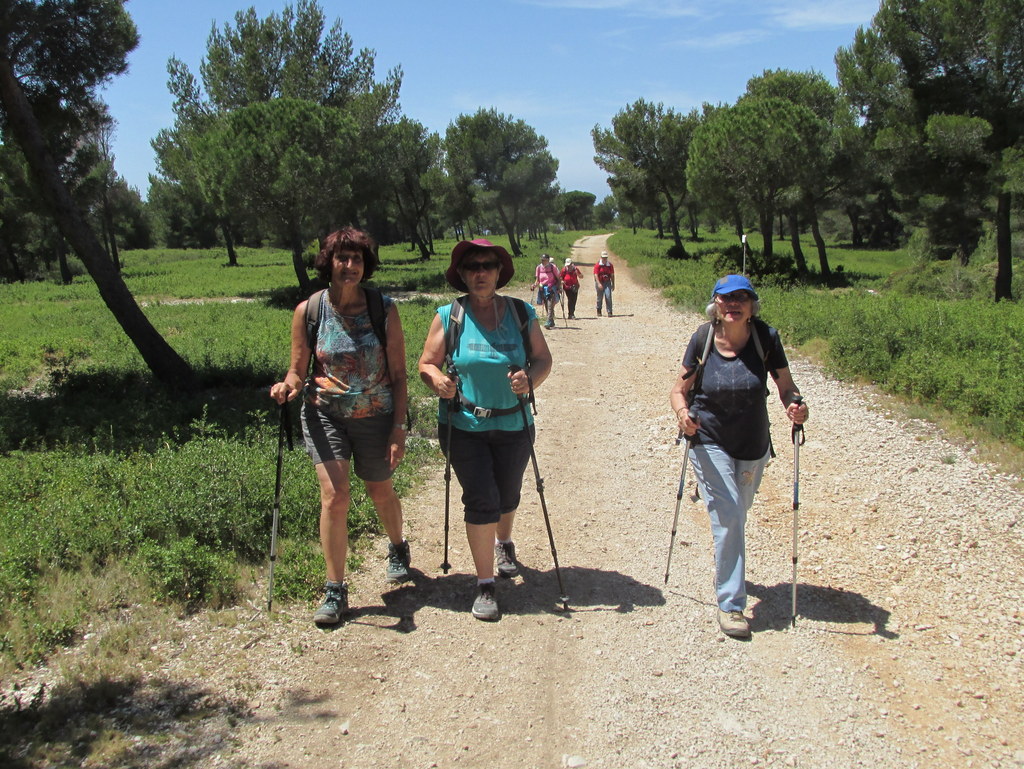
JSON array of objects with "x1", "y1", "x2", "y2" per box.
[{"x1": 314, "y1": 227, "x2": 379, "y2": 283}]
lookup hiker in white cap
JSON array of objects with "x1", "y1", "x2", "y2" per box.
[{"x1": 594, "y1": 251, "x2": 615, "y2": 316}]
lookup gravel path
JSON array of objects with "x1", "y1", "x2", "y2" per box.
[{"x1": 9, "y1": 234, "x2": 1023, "y2": 768}]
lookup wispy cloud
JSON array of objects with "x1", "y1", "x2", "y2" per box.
[
  {"x1": 518, "y1": 0, "x2": 708, "y2": 19},
  {"x1": 520, "y1": 0, "x2": 878, "y2": 30},
  {"x1": 668, "y1": 27, "x2": 770, "y2": 50},
  {"x1": 765, "y1": 1, "x2": 879, "y2": 30}
]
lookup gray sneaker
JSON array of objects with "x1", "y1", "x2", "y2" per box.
[
  {"x1": 718, "y1": 609, "x2": 751, "y2": 638},
  {"x1": 495, "y1": 541, "x2": 519, "y2": 578},
  {"x1": 472, "y1": 582, "x2": 500, "y2": 621},
  {"x1": 313, "y1": 581, "x2": 348, "y2": 625},
  {"x1": 386, "y1": 540, "x2": 411, "y2": 583}
]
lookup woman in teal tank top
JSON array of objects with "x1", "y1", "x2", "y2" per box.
[{"x1": 419, "y1": 239, "x2": 553, "y2": 621}]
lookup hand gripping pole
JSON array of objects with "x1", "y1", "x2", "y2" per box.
[{"x1": 665, "y1": 408, "x2": 698, "y2": 585}]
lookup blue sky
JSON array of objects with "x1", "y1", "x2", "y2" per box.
[{"x1": 101, "y1": 0, "x2": 881, "y2": 201}]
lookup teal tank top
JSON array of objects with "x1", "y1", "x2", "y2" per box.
[{"x1": 437, "y1": 298, "x2": 536, "y2": 432}]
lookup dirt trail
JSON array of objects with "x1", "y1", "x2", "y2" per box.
[{"x1": 31, "y1": 233, "x2": 1022, "y2": 769}]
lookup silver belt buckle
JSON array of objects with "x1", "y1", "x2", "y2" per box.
[{"x1": 472, "y1": 406, "x2": 492, "y2": 418}]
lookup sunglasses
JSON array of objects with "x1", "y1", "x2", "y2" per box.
[
  {"x1": 462, "y1": 260, "x2": 500, "y2": 272},
  {"x1": 716, "y1": 291, "x2": 752, "y2": 303}
]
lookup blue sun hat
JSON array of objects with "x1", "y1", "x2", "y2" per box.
[{"x1": 711, "y1": 274, "x2": 758, "y2": 300}]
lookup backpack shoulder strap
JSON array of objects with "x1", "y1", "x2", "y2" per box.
[
  {"x1": 444, "y1": 295, "x2": 532, "y2": 364},
  {"x1": 506, "y1": 296, "x2": 533, "y2": 362},
  {"x1": 305, "y1": 289, "x2": 327, "y2": 352},
  {"x1": 304, "y1": 289, "x2": 328, "y2": 377},
  {"x1": 750, "y1": 318, "x2": 779, "y2": 380},
  {"x1": 444, "y1": 295, "x2": 468, "y2": 365},
  {"x1": 363, "y1": 286, "x2": 388, "y2": 350}
]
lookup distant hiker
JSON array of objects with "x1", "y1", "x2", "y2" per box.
[
  {"x1": 418, "y1": 239, "x2": 553, "y2": 621},
  {"x1": 594, "y1": 250, "x2": 615, "y2": 316},
  {"x1": 269, "y1": 227, "x2": 411, "y2": 627},
  {"x1": 669, "y1": 274, "x2": 808, "y2": 639},
  {"x1": 561, "y1": 257, "x2": 583, "y2": 320},
  {"x1": 532, "y1": 252, "x2": 561, "y2": 329}
]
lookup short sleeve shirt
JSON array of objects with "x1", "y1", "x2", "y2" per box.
[{"x1": 682, "y1": 322, "x2": 789, "y2": 460}]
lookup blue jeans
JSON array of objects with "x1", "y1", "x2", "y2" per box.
[
  {"x1": 596, "y1": 283, "x2": 613, "y2": 314},
  {"x1": 689, "y1": 443, "x2": 770, "y2": 612}
]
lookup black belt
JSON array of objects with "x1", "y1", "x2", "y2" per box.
[{"x1": 455, "y1": 395, "x2": 521, "y2": 418}]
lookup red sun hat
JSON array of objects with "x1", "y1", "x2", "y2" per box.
[{"x1": 445, "y1": 239, "x2": 515, "y2": 292}]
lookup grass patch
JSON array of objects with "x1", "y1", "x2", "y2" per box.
[{"x1": 609, "y1": 228, "x2": 1024, "y2": 454}]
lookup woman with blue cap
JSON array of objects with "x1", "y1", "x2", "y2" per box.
[{"x1": 669, "y1": 274, "x2": 808, "y2": 638}]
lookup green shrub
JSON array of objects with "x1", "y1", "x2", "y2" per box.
[{"x1": 138, "y1": 537, "x2": 237, "y2": 606}]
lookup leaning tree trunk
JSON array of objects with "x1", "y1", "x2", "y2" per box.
[
  {"x1": 809, "y1": 211, "x2": 831, "y2": 280},
  {"x1": 496, "y1": 205, "x2": 521, "y2": 256},
  {"x1": 759, "y1": 207, "x2": 775, "y2": 261},
  {"x1": 0, "y1": 59, "x2": 197, "y2": 391},
  {"x1": 995, "y1": 191, "x2": 1013, "y2": 301},
  {"x1": 663, "y1": 192, "x2": 688, "y2": 257},
  {"x1": 56, "y1": 237, "x2": 72, "y2": 284},
  {"x1": 221, "y1": 220, "x2": 238, "y2": 266},
  {"x1": 289, "y1": 231, "x2": 311, "y2": 294},
  {"x1": 787, "y1": 210, "x2": 808, "y2": 274}
]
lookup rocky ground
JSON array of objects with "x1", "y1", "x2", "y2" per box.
[{"x1": 4, "y1": 233, "x2": 1023, "y2": 769}]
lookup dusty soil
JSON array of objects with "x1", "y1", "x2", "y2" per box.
[{"x1": 6, "y1": 234, "x2": 1024, "y2": 768}]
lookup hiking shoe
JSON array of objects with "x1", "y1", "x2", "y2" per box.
[
  {"x1": 472, "y1": 583, "x2": 500, "y2": 621},
  {"x1": 718, "y1": 609, "x2": 751, "y2": 638},
  {"x1": 385, "y1": 540, "x2": 411, "y2": 583},
  {"x1": 314, "y1": 581, "x2": 348, "y2": 625},
  {"x1": 495, "y1": 541, "x2": 519, "y2": 578}
]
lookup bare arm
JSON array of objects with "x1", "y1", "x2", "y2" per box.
[
  {"x1": 384, "y1": 302, "x2": 408, "y2": 468},
  {"x1": 269, "y1": 302, "x2": 311, "y2": 403},
  {"x1": 773, "y1": 366, "x2": 808, "y2": 424},
  {"x1": 418, "y1": 313, "x2": 458, "y2": 400},
  {"x1": 669, "y1": 363, "x2": 699, "y2": 436}
]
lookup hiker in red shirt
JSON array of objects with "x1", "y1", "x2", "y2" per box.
[
  {"x1": 560, "y1": 257, "x2": 583, "y2": 320},
  {"x1": 594, "y1": 251, "x2": 615, "y2": 316},
  {"x1": 532, "y1": 253, "x2": 561, "y2": 329}
]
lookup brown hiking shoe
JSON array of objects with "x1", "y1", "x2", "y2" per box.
[{"x1": 718, "y1": 609, "x2": 751, "y2": 638}]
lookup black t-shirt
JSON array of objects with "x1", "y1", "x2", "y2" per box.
[{"x1": 682, "y1": 322, "x2": 789, "y2": 460}]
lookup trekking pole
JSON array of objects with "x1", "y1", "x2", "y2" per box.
[
  {"x1": 559, "y1": 290, "x2": 567, "y2": 327},
  {"x1": 664, "y1": 408, "x2": 698, "y2": 585},
  {"x1": 790, "y1": 395, "x2": 805, "y2": 627},
  {"x1": 440, "y1": 360, "x2": 458, "y2": 574},
  {"x1": 267, "y1": 402, "x2": 293, "y2": 612},
  {"x1": 509, "y1": 365, "x2": 569, "y2": 611}
]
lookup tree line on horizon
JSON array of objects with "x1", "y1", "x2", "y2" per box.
[{"x1": 1, "y1": 0, "x2": 1022, "y2": 389}]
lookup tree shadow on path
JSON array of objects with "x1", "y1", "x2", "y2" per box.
[{"x1": 748, "y1": 582, "x2": 897, "y2": 639}]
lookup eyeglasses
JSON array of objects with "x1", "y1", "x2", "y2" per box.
[
  {"x1": 716, "y1": 291, "x2": 752, "y2": 303},
  {"x1": 334, "y1": 252, "x2": 364, "y2": 265},
  {"x1": 462, "y1": 261, "x2": 500, "y2": 272}
]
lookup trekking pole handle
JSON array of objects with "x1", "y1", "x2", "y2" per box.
[
  {"x1": 791, "y1": 395, "x2": 805, "y2": 444},
  {"x1": 675, "y1": 408, "x2": 698, "y2": 445}
]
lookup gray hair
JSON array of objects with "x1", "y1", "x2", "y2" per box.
[{"x1": 705, "y1": 298, "x2": 761, "y2": 321}]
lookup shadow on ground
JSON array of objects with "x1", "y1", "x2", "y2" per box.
[
  {"x1": 0, "y1": 675, "x2": 249, "y2": 769},
  {"x1": 337, "y1": 565, "x2": 666, "y2": 632},
  {"x1": 748, "y1": 582, "x2": 897, "y2": 638}
]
